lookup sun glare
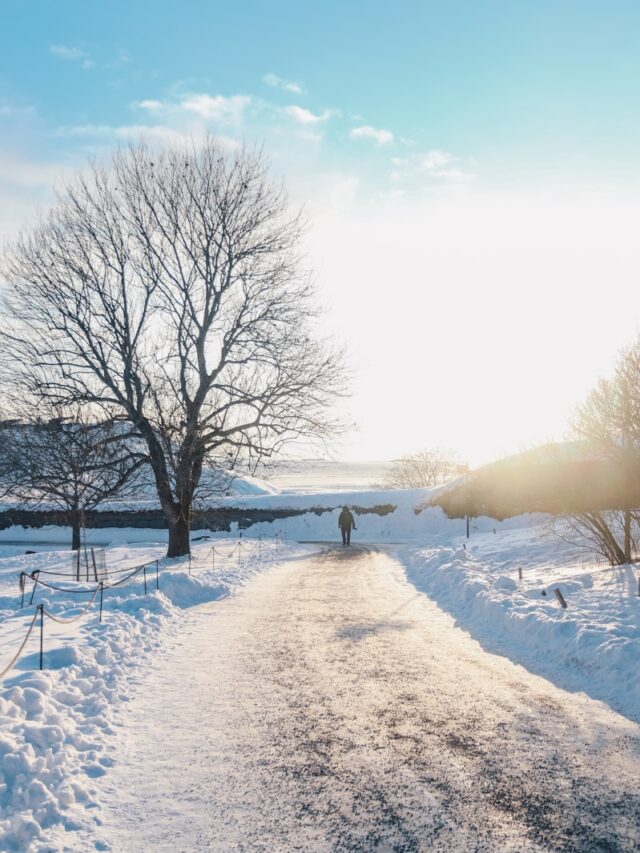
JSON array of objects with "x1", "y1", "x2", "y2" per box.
[{"x1": 309, "y1": 191, "x2": 640, "y2": 464}]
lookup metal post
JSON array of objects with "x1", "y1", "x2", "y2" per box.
[
  {"x1": 39, "y1": 604, "x2": 44, "y2": 670},
  {"x1": 20, "y1": 574, "x2": 25, "y2": 609},
  {"x1": 518, "y1": 567, "x2": 523, "y2": 581},
  {"x1": 91, "y1": 548, "x2": 98, "y2": 583},
  {"x1": 155, "y1": 560, "x2": 159, "y2": 590},
  {"x1": 188, "y1": 553, "x2": 192, "y2": 575},
  {"x1": 76, "y1": 548, "x2": 81, "y2": 582},
  {"x1": 83, "y1": 514, "x2": 90, "y2": 582},
  {"x1": 143, "y1": 565, "x2": 147, "y2": 594},
  {"x1": 466, "y1": 515, "x2": 470, "y2": 539},
  {"x1": 29, "y1": 571, "x2": 39, "y2": 606},
  {"x1": 238, "y1": 540, "x2": 241, "y2": 567},
  {"x1": 99, "y1": 582, "x2": 104, "y2": 623}
]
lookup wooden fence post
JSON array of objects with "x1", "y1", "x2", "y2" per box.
[{"x1": 554, "y1": 588, "x2": 568, "y2": 609}]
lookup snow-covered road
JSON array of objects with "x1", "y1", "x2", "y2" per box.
[{"x1": 98, "y1": 547, "x2": 640, "y2": 852}]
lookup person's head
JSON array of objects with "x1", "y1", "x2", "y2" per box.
[{"x1": 343, "y1": 505, "x2": 349, "y2": 511}]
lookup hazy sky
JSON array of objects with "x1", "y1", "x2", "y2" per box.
[{"x1": 2, "y1": 1, "x2": 640, "y2": 464}]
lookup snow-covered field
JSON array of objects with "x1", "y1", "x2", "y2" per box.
[
  {"x1": 257, "y1": 458, "x2": 393, "y2": 493},
  {"x1": 1, "y1": 484, "x2": 639, "y2": 850}
]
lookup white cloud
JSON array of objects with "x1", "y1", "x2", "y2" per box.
[
  {"x1": 0, "y1": 149, "x2": 64, "y2": 189},
  {"x1": 421, "y1": 149, "x2": 455, "y2": 172},
  {"x1": 0, "y1": 103, "x2": 34, "y2": 117},
  {"x1": 59, "y1": 90, "x2": 257, "y2": 152},
  {"x1": 49, "y1": 45, "x2": 86, "y2": 60},
  {"x1": 0, "y1": 147, "x2": 71, "y2": 240},
  {"x1": 390, "y1": 148, "x2": 474, "y2": 184},
  {"x1": 134, "y1": 99, "x2": 165, "y2": 113},
  {"x1": 56, "y1": 123, "x2": 241, "y2": 154},
  {"x1": 104, "y1": 49, "x2": 131, "y2": 71},
  {"x1": 179, "y1": 94, "x2": 250, "y2": 124},
  {"x1": 349, "y1": 125, "x2": 394, "y2": 146},
  {"x1": 130, "y1": 92, "x2": 251, "y2": 126},
  {"x1": 49, "y1": 44, "x2": 94, "y2": 68},
  {"x1": 263, "y1": 73, "x2": 303, "y2": 94},
  {"x1": 419, "y1": 148, "x2": 472, "y2": 181},
  {"x1": 58, "y1": 123, "x2": 194, "y2": 145},
  {"x1": 284, "y1": 105, "x2": 332, "y2": 125}
]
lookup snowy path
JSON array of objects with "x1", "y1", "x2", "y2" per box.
[{"x1": 98, "y1": 548, "x2": 640, "y2": 852}]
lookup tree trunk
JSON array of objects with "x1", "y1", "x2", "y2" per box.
[
  {"x1": 71, "y1": 508, "x2": 81, "y2": 551},
  {"x1": 624, "y1": 508, "x2": 632, "y2": 563},
  {"x1": 167, "y1": 512, "x2": 191, "y2": 558}
]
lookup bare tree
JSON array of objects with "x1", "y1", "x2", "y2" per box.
[
  {"x1": 383, "y1": 447, "x2": 462, "y2": 490},
  {"x1": 0, "y1": 411, "x2": 146, "y2": 550},
  {"x1": 552, "y1": 510, "x2": 638, "y2": 566},
  {"x1": 0, "y1": 139, "x2": 344, "y2": 556},
  {"x1": 565, "y1": 337, "x2": 640, "y2": 564}
]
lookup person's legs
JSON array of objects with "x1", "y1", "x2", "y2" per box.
[
  {"x1": 346, "y1": 529, "x2": 351, "y2": 545},
  {"x1": 341, "y1": 528, "x2": 347, "y2": 545}
]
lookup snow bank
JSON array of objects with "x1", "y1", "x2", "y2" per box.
[
  {"x1": 204, "y1": 488, "x2": 451, "y2": 542},
  {"x1": 0, "y1": 537, "x2": 300, "y2": 851},
  {"x1": 400, "y1": 522, "x2": 640, "y2": 722},
  {"x1": 205, "y1": 491, "x2": 548, "y2": 544}
]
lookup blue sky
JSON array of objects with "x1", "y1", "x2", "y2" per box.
[
  {"x1": 2, "y1": 1, "x2": 640, "y2": 463},
  {"x1": 3, "y1": 0, "x2": 640, "y2": 187}
]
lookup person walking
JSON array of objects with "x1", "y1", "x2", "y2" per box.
[{"x1": 338, "y1": 506, "x2": 356, "y2": 546}]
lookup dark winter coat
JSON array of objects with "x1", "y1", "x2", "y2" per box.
[{"x1": 338, "y1": 508, "x2": 356, "y2": 531}]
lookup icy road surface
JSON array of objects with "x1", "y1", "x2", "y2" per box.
[{"x1": 100, "y1": 547, "x2": 640, "y2": 852}]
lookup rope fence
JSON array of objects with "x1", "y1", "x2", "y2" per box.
[
  {"x1": 20, "y1": 559, "x2": 160, "y2": 580},
  {"x1": 41, "y1": 583, "x2": 103, "y2": 625},
  {"x1": 2, "y1": 533, "x2": 290, "y2": 680},
  {"x1": 186, "y1": 532, "x2": 287, "y2": 574},
  {"x1": 0, "y1": 606, "x2": 41, "y2": 680}
]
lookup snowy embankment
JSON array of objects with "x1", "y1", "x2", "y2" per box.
[
  {"x1": 401, "y1": 522, "x2": 640, "y2": 723},
  {"x1": 0, "y1": 535, "x2": 304, "y2": 851},
  {"x1": 205, "y1": 486, "x2": 451, "y2": 540},
  {"x1": 0, "y1": 485, "x2": 445, "y2": 543}
]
